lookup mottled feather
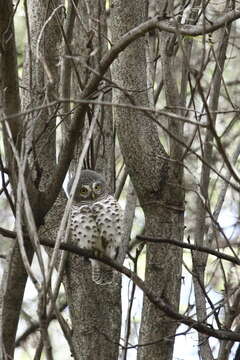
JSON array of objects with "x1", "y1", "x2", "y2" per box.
[{"x1": 68, "y1": 170, "x2": 123, "y2": 285}]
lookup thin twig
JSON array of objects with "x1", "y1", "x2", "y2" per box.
[{"x1": 2, "y1": 226, "x2": 240, "y2": 341}]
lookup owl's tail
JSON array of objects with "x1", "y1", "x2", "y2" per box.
[{"x1": 91, "y1": 260, "x2": 113, "y2": 285}]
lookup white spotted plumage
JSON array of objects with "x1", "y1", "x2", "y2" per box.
[{"x1": 68, "y1": 170, "x2": 123, "y2": 285}]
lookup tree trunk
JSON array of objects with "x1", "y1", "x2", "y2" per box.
[
  {"x1": 0, "y1": 1, "x2": 27, "y2": 358},
  {"x1": 192, "y1": 23, "x2": 231, "y2": 360},
  {"x1": 63, "y1": 1, "x2": 121, "y2": 359},
  {"x1": 110, "y1": 1, "x2": 184, "y2": 360},
  {"x1": 0, "y1": 1, "x2": 62, "y2": 358}
]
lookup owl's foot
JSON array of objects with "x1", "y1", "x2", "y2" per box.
[
  {"x1": 92, "y1": 270, "x2": 113, "y2": 285},
  {"x1": 91, "y1": 260, "x2": 113, "y2": 285}
]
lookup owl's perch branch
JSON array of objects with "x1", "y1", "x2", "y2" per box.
[
  {"x1": 1, "y1": 226, "x2": 240, "y2": 342},
  {"x1": 38, "y1": 238, "x2": 240, "y2": 342},
  {"x1": 1, "y1": 226, "x2": 239, "y2": 266}
]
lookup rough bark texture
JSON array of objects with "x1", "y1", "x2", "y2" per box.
[
  {"x1": 0, "y1": 1, "x2": 26, "y2": 358},
  {"x1": 0, "y1": 240, "x2": 33, "y2": 359},
  {"x1": 65, "y1": 256, "x2": 121, "y2": 359},
  {"x1": 0, "y1": 1, "x2": 63, "y2": 358},
  {"x1": 110, "y1": 1, "x2": 184, "y2": 360},
  {"x1": 21, "y1": 0, "x2": 62, "y2": 186},
  {"x1": 63, "y1": 1, "x2": 121, "y2": 359},
  {"x1": 0, "y1": 0, "x2": 21, "y2": 147}
]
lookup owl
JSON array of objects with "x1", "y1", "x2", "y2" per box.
[{"x1": 67, "y1": 170, "x2": 123, "y2": 285}]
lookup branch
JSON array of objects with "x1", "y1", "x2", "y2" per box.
[
  {"x1": 38, "y1": 7, "x2": 240, "y2": 215},
  {"x1": 100, "y1": 9, "x2": 240, "y2": 77},
  {"x1": 15, "y1": 302, "x2": 67, "y2": 347},
  {"x1": 155, "y1": 8, "x2": 240, "y2": 36},
  {"x1": 1, "y1": 226, "x2": 240, "y2": 342},
  {"x1": 1, "y1": 223, "x2": 240, "y2": 267},
  {"x1": 38, "y1": 238, "x2": 240, "y2": 342},
  {"x1": 196, "y1": 77, "x2": 240, "y2": 185},
  {"x1": 137, "y1": 235, "x2": 240, "y2": 266}
]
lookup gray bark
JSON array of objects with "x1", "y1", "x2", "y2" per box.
[
  {"x1": 0, "y1": 1, "x2": 27, "y2": 358},
  {"x1": 21, "y1": 0, "x2": 62, "y2": 184},
  {"x1": 110, "y1": 1, "x2": 184, "y2": 360},
  {"x1": 0, "y1": 1, "x2": 63, "y2": 358},
  {"x1": 63, "y1": 1, "x2": 121, "y2": 359}
]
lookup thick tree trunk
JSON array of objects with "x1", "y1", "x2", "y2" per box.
[
  {"x1": 110, "y1": 1, "x2": 184, "y2": 359},
  {"x1": 65, "y1": 257, "x2": 121, "y2": 359},
  {"x1": 63, "y1": 1, "x2": 121, "y2": 359},
  {"x1": 0, "y1": 1, "x2": 62, "y2": 358}
]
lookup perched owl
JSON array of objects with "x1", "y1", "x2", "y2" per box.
[{"x1": 67, "y1": 170, "x2": 123, "y2": 285}]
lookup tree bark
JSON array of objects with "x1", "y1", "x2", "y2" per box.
[
  {"x1": 110, "y1": 1, "x2": 184, "y2": 360},
  {"x1": 0, "y1": 1, "x2": 63, "y2": 358},
  {"x1": 63, "y1": 1, "x2": 121, "y2": 359},
  {"x1": 0, "y1": 1, "x2": 26, "y2": 358}
]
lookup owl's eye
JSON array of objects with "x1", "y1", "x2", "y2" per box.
[
  {"x1": 94, "y1": 183, "x2": 102, "y2": 192},
  {"x1": 80, "y1": 187, "x2": 88, "y2": 195}
]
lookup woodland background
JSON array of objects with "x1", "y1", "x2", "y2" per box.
[{"x1": 1, "y1": 1, "x2": 240, "y2": 360}]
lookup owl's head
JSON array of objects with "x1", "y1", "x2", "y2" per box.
[{"x1": 67, "y1": 170, "x2": 107, "y2": 203}]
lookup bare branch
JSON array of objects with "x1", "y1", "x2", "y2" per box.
[
  {"x1": 2, "y1": 225, "x2": 240, "y2": 342},
  {"x1": 137, "y1": 235, "x2": 240, "y2": 266},
  {"x1": 37, "y1": 238, "x2": 240, "y2": 343}
]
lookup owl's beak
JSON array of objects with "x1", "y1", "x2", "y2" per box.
[{"x1": 91, "y1": 192, "x2": 96, "y2": 200}]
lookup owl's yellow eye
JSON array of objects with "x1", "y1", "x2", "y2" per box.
[
  {"x1": 80, "y1": 187, "x2": 88, "y2": 195},
  {"x1": 94, "y1": 183, "x2": 102, "y2": 192}
]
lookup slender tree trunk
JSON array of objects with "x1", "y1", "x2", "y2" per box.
[
  {"x1": 192, "y1": 23, "x2": 231, "y2": 360},
  {"x1": 0, "y1": 1, "x2": 26, "y2": 358}
]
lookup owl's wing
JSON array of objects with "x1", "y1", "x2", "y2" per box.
[
  {"x1": 90, "y1": 196, "x2": 123, "y2": 285},
  {"x1": 93, "y1": 196, "x2": 123, "y2": 260},
  {"x1": 70, "y1": 205, "x2": 114, "y2": 285}
]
